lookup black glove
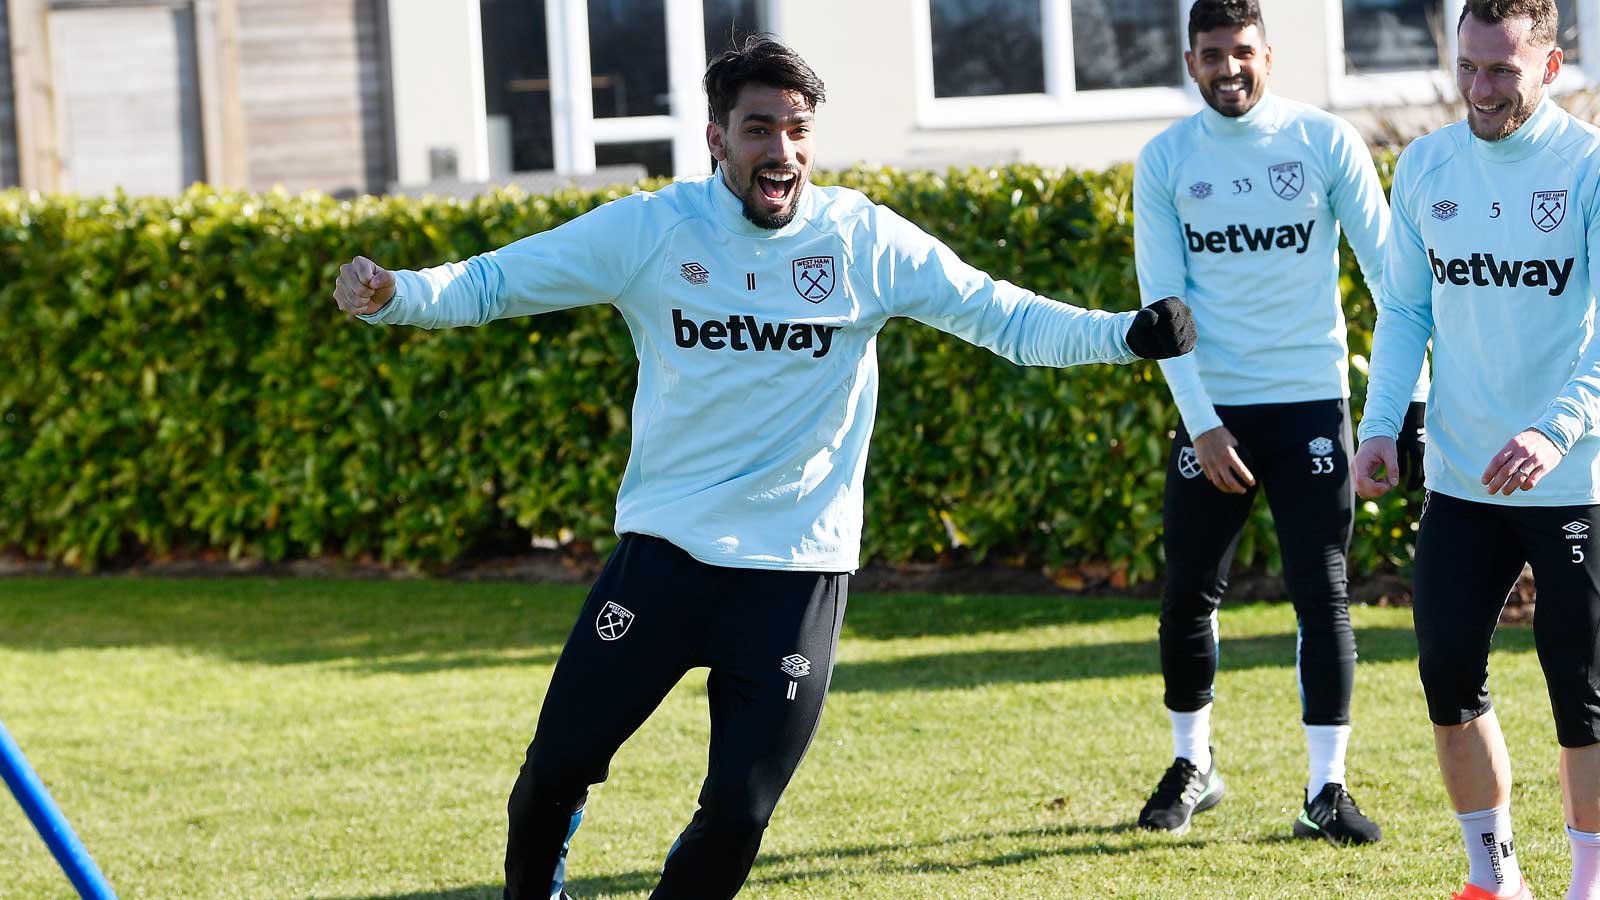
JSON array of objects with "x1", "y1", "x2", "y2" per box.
[
  {"x1": 1125, "y1": 297, "x2": 1197, "y2": 360},
  {"x1": 1396, "y1": 400, "x2": 1427, "y2": 491}
]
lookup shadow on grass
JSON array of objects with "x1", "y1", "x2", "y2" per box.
[
  {"x1": 561, "y1": 823, "x2": 1199, "y2": 896},
  {"x1": 0, "y1": 577, "x2": 1536, "y2": 685},
  {"x1": 332, "y1": 889, "x2": 502, "y2": 900},
  {"x1": 840, "y1": 592, "x2": 1160, "y2": 639},
  {"x1": 827, "y1": 623, "x2": 1543, "y2": 694},
  {"x1": 0, "y1": 577, "x2": 586, "y2": 673}
]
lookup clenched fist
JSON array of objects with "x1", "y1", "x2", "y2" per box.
[
  {"x1": 334, "y1": 256, "x2": 396, "y2": 316},
  {"x1": 1125, "y1": 296, "x2": 1197, "y2": 360}
]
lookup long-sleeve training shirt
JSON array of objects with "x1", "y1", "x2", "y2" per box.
[
  {"x1": 1359, "y1": 98, "x2": 1600, "y2": 506},
  {"x1": 361, "y1": 174, "x2": 1140, "y2": 571},
  {"x1": 1135, "y1": 91, "x2": 1424, "y2": 438}
]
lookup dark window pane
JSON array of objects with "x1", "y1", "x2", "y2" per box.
[
  {"x1": 1342, "y1": 0, "x2": 1443, "y2": 73},
  {"x1": 704, "y1": 0, "x2": 766, "y2": 61},
  {"x1": 595, "y1": 140, "x2": 673, "y2": 177},
  {"x1": 930, "y1": 0, "x2": 1045, "y2": 98},
  {"x1": 589, "y1": 0, "x2": 671, "y2": 118},
  {"x1": 1071, "y1": 0, "x2": 1182, "y2": 91},
  {"x1": 1558, "y1": 0, "x2": 1582, "y2": 63},
  {"x1": 480, "y1": 0, "x2": 554, "y2": 172}
]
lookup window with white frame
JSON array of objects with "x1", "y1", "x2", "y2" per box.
[
  {"x1": 1557, "y1": 0, "x2": 1583, "y2": 64},
  {"x1": 479, "y1": 0, "x2": 772, "y2": 179},
  {"x1": 1330, "y1": 0, "x2": 1592, "y2": 107},
  {"x1": 929, "y1": 0, "x2": 1046, "y2": 97},
  {"x1": 1341, "y1": 0, "x2": 1444, "y2": 74},
  {"x1": 917, "y1": 0, "x2": 1193, "y2": 128}
]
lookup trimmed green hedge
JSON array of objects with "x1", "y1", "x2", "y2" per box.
[{"x1": 0, "y1": 162, "x2": 1420, "y2": 579}]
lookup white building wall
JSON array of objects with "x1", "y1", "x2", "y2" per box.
[
  {"x1": 387, "y1": 0, "x2": 489, "y2": 184},
  {"x1": 383, "y1": 0, "x2": 1600, "y2": 187},
  {"x1": 779, "y1": 0, "x2": 1337, "y2": 172}
]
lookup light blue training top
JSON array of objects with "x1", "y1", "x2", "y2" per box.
[
  {"x1": 1135, "y1": 91, "x2": 1426, "y2": 437},
  {"x1": 361, "y1": 174, "x2": 1140, "y2": 571},
  {"x1": 1359, "y1": 97, "x2": 1600, "y2": 506}
]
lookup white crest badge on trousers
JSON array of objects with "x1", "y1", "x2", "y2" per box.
[
  {"x1": 596, "y1": 601, "x2": 635, "y2": 641},
  {"x1": 1178, "y1": 447, "x2": 1203, "y2": 479}
]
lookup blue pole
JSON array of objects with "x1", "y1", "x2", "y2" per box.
[{"x1": 0, "y1": 717, "x2": 118, "y2": 900}]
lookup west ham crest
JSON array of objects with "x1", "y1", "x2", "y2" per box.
[
  {"x1": 1268, "y1": 161, "x2": 1304, "y2": 201},
  {"x1": 792, "y1": 256, "x2": 836, "y2": 303},
  {"x1": 596, "y1": 601, "x2": 635, "y2": 641},
  {"x1": 1178, "y1": 447, "x2": 1203, "y2": 480},
  {"x1": 1532, "y1": 190, "x2": 1567, "y2": 233}
]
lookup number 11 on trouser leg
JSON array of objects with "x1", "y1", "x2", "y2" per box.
[{"x1": 0, "y1": 717, "x2": 118, "y2": 900}]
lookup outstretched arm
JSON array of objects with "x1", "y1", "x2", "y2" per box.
[
  {"x1": 871, "y1": 205, "x2": 1193, "y2": 368},
  {"x1": 333, "y1": 194, "x2": 662, "y2": 330}
]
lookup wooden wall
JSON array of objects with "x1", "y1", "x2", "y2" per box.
[
  {"x1": 0, "y1": 0, "x2": 18, "y2": 188},
  {"x1": 236, "y1": 0, "x2": 391, "y2": 195}
]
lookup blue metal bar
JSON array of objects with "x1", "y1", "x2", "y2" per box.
[{"x1": 0, "y1": 717, "x2": 118, "y2": 900}]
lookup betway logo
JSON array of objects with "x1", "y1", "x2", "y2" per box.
[
  {"x1": 1185, "y1": 221, "x2": 1316, "y2": 255},
  {"x1": 1428, "y1": 249, "x2": 1574, "y2": 297},
  {"x1": 673, "y1": 309, "x2": 838, "y2": 358}
]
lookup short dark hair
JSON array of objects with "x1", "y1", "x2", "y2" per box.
[
  {"x1": 703, "y1": 35, "x2": 826, "y2": 127},
  {"x1": 1188, "y1": 0, "x2": 1266, "y2": 48},
  {"x1": 1458, "y1": 0, "x2": 1560, "y2": 47}
]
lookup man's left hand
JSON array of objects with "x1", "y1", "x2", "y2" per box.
[
  {"x1": 1125, "y1": 297, "x2": 1197, "y2": 360},
  {"x1": 1481, "y1": 429, "x2": 1563, "y2": 495}
]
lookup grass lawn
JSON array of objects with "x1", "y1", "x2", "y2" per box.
[{"x1": 0, "y1": 577, "x2": 1571, "y2": 899}]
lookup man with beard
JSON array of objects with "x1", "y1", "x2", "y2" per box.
[
  {"x1": 1356, "y1": 1, "x2": 1600, "y2": 897},
  {"x1": 332, "y1": 36, "x2": 1195, "y2": 900},
  {"x1": 1129, "y1": 0, "x2": 1425, "y2": 843}
]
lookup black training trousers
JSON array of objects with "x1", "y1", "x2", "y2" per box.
[
  {"x1": 1160, "y1": 399, "x2": 1357, "y2": 725},
  {"x1": 504, "y1": 533, "x2": 848, "y2": 900},
  {"x1": 1413, "y1": 492, "x2": 1600, "y2": 747}
]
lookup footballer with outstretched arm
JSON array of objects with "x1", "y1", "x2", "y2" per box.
[{"x1": 333, "y1": 36, "x2": 1195, "y2": 900}]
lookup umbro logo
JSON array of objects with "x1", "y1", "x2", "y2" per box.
[
  {"x1": 1431, "y1": 200, "x2": 1459, "y2": 221},
  {"x1": 1564, "y1": 521, "x2": 1590, "y2": 538},
  {"x1": 1308, "y1": 437, "x2": 1334, "y2": 457},
  {"x1": 780, "y1": 654, "x2": 812, "y2": 678},
  {"x1": 680, "y1": 262, "x2": 710, "y2": 285},
  {"x1": 1189, "y1": 181, "x2": 1213, "y2": 199}
]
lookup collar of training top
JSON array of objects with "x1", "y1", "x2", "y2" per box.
[
  {"x1": 707, "y1": 168, "x2": 818, "y2": 240},
  {"x1": 1471, "y1": 95, "x2": 1562, "y2": 164},
  {"x1": 1198, "y1": 90, "x2": 1282, "y2": 140}
]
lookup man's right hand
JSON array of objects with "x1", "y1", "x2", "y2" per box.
[
  {"x1": 1353, "y1": 436, "x2": 1399, "y2": 499},
  {"x1": 1192, "y1": 426, "x2": 1255, "y2": 494},
  {"x1": 334, "y1": 256, "x2": 396, "y2": 316}
]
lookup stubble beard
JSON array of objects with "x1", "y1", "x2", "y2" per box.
[
  {"x1": 1468, "y1": 89, "x2": 1541, "y2": 141},
  {"x1": 1202, "y1": 73, "x2": 1261, "y2": 118},
  {"x1": 736, "y1": 166, "x2": 804, "y2": 230}
]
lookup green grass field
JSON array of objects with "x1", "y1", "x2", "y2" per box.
[{"x1": 0, "y1": 577, "x2": 1572, "y2": 899}]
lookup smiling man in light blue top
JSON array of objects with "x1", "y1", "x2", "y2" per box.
[
  {"x1": 1355, "y1": 2, "x2": 1600, "y2": 898},
  {"x1": 1130, "y1": 0, "x2": 1427, "y2": 845}
]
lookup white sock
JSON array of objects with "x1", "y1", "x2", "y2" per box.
[
  {"x1": 1458, "y1": 806, "x2": 1522, "y2": 895},
  {"x1": 1305, "y1": 724, "x2": 1351, "y2": 796},
  {"x1": 1170, "y1": 704, "x2": 1212, "y2": 771},
  {"x1": 1569, "y1": 826, "x2": 1600, "y2": 900}
]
